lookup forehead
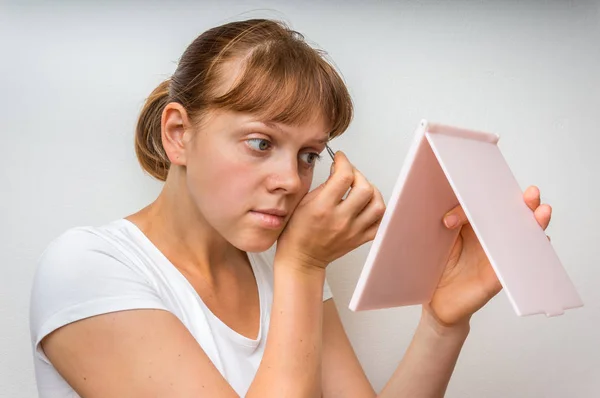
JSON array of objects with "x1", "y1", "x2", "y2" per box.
[
  {"x1": 205, "y1": 109, "x2": 329, "y2": 143},
  {"x1": 263, "y1": 117, "x2": 330, "y2": 144},
  {"x1": 207, "y1": 55, "x2": 336, "y2": 138}
]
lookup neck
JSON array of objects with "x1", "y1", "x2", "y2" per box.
[{"x1": 127, "y1": 171, "x2": 245, "y2": 282}]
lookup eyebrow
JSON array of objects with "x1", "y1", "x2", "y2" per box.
[{"x1": 261, "y1": 120, "x2": 329, "y2": 145}]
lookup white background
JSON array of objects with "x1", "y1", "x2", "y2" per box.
[{"x1": 1, "y1": 1, "x2": 598, "y2": 397}]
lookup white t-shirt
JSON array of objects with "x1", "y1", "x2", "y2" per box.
[{"x1": 29, "y1": 219, "x2": 333, "y2": 397}]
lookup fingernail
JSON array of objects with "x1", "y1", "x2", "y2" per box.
[
  {"x1": 444, "y1": 214, "x2": 459, "y2": 228},
  {"x1": 330, "y1": 163, "x2": 335, "y2": 175}
]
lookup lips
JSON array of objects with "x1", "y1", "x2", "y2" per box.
[
  {"x1": 253, "y1": 208, "x2": 288, "y2": 217},
  {"x1": 250, "y1": 208, "x2": 288, "y2": 229}
]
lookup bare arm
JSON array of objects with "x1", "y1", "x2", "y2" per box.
[
  {"x1": 42, "y1": 259, "x2": 328, "y2": 398},
  {"x1": 42, "y1": 308, "x2": 238, "y2": 397},
  {"x1": 377, "y1": 306, "x2": 469, "y2": 397},
  {"x1": 321, "y1": 299, "x2": 375, "y2": 398},
  {"x1": 320, "y1": 301, "x2": 467, "y2": 398},
  {"x1": 249, "y1": 261, "x2": 327, "y2": 397}
]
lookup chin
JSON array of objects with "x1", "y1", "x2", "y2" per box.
[{"x1": 229, "y1": 229, "x2": 281, "y2": 253}]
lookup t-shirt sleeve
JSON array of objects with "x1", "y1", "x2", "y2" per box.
[{"x1": 29, "y1": 227, "x2": 168, "y2": 364}]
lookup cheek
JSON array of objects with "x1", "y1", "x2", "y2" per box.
[
  {"x1": 186, "y1": 150, "x2": 257, "y2": 216},
  {"x1": 214, "y1": 163, "x2": 257, "y2": 207}
]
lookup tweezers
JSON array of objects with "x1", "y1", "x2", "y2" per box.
[{"x1": 325, "y1": 144, "x2": 336, "y2": 161}]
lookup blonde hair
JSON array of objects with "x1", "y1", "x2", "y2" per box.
[{"x1": 135, "y1": 19, "x2": 353, "y2": 181}]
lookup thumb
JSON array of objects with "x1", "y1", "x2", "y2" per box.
[{"x1": 302, "y1": 181, "x2": 326, "y2": 204}]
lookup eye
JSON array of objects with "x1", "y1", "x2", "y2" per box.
[
  {"x1": 299, "y1": 152, "x2": 322, "y2": 167},
  {"x1": 246, "y1": 138, "x2": 271, "y2": 151}
]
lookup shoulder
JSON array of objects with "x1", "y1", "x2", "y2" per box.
[
  {"x1": 32, "y1": 221, "x2": 141, "y2": 289},
  {"x1": 38, "y1": 223, "x2": 124, "y2": 265},
  {"x1": 30, "y1": 221, "x2": 167, "y2": 362}
]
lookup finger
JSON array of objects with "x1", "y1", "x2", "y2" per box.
[
  {"x1": 534, "y1": 204, "x2": 552, "y2": 230},
  {"x1": 321, "y1": 151, "x2": 355, "y2": 205},
  {"x1": 354, "y1": 185, "x2": 386, "y2": 231},
  {"x1": 358, "y1": 212, "x2": 384, "y2": 246},
  {"x1": 302, "y1": 182, "x2": 326, "y2": 205},
  {"x1": 443, "y1": 204, "x2": 469, "y2": 229},
  {"x1": 340, "y1": 167, "x2": 375, "y2": 216},
  {"x1": 523, "y1": 185, "x2": 541, "y2": 211}
]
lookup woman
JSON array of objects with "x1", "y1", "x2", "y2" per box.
[{"x1": 29, "y1": 19, "x2": 552, "y2": 397}]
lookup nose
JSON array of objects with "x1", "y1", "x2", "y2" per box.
[{"x1": 266, "y1": 156, "x2": 303, "y2": 194}]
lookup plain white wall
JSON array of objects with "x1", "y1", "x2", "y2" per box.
[{"x1": 1, "y1": 1, "x2": 598, "y2": 397}]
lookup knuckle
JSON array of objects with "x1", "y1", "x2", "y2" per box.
[
  {"x1": 355, "y1": 184, "x2": 375, "y2": 199},
  {"x1": 339, "y1": 172, "x2": 354, "y2": 186},
  {"x1": 373, "y1": 202, "x2": 386, "y2": 218},
  {"x1": 313, "y1": 208, "x2": 327, "y2": 219},
  {"x1": 373, "y1": 186, "x2": 383, "y2": 198},
  {"x1": 366, "y1": 228, "x2": 377, "y2": 242}
]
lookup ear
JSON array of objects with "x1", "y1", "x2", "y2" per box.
[{"x1": 161, "y1": 102, "x2": 193, "y2": 166}]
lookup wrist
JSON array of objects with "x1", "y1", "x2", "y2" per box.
[
  {"x1": 274, "y1": 248, "x2": 329, "y2": 273},
  {"x1": 272, "y1": 254, "x2": 327, "y2": 305},
  {"x1": 420, "y1": 304, "x2": 471, "y2": 339},
  {"x1": 274, "y1": 251, "x2": 327, "y2": 279}
]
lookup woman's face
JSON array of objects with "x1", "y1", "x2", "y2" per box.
[{"x1": 184, "y1": 109, "x2": 329, "y2": 252}]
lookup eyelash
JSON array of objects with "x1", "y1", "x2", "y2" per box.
[{"x1": 246, "y1": 138, "x2": 322, "y2": 167}]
